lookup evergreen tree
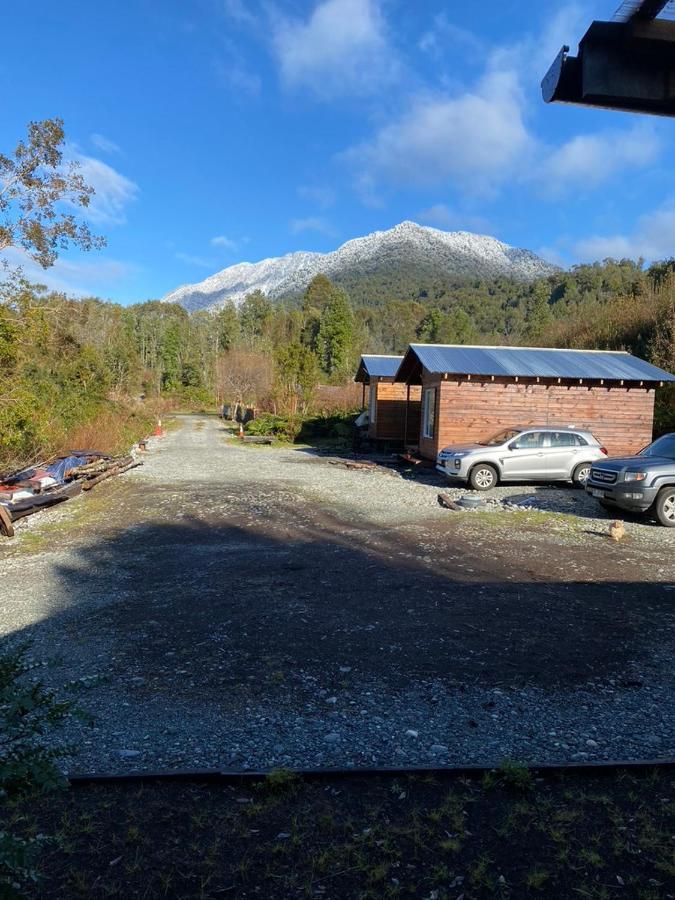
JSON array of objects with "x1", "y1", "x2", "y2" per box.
[
  {"x1": 216, "y1": 301, "x2": 240, "y2": 351},
  {"x1": 239, "y1": 290, "x2": 272, "y2": 341},
  {"x1": 525, "y1": 282, "x2": 554, "y2": 341},
  {"x1": 317, "y1": 286, "x2": 354, "y2": 378},
  {"x1": 416, "y1": 308, "x2": 443, "y2": 342},
  {"x1": 301, "y1": 275, "x2": 335, "y2": 353}
]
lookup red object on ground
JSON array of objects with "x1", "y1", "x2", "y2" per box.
[{"x1": 153, "y1": 419, "x2": 164, "y2": 437}]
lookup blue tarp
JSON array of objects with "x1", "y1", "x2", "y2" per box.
[
  {"x1": 45, "y1": 456, "x2": 88, "y2": 482},
  {"x1": 9, "y1": 455, "x2": 89, "y2": 486}
]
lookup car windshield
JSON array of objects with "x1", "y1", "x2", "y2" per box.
[
  {"x1": 638, "y1": 434, "x2": 675, "y2": 460},
  {"x1": 478, "y1": 428, "x2": 522, "y2": 446}
]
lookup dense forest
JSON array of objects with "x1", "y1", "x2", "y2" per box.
[
  {"x1": 1, "y1": 258, "x2": 674, "y2": 469},
  {"x1": 0, "y1": 119, "x2": 673, "y2": 470}
]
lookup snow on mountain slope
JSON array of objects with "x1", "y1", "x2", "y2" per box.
[{"x1": 162, "y1": 222, "x2": 559, "y2": 311}]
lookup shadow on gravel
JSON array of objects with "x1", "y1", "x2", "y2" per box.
[{"x1": 6, "y1": 500, "x2": 674, "y2": 711}]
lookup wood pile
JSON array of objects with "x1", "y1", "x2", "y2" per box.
[{"x1": 0, "y1": 453, "x2": 143, "y2": 538}]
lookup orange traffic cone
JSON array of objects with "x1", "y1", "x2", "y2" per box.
[
  {"x1": 238, "y1": 422, "x2": 244, "y2": 439},
  {"x1": 153, "y1": 418, "x2": 164, "y2": 437}
]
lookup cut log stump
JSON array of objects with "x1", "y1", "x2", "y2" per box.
[{"x1": 0, "y1": 505, "x2": 14, "y2": 538}]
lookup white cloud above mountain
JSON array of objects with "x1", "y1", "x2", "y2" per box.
[
  {"x1": 342, "y1": 63, "x2": 532, "y2": 197},
  {"x1": 290, "y1": 216, "x2": 336, "y2": 236},
  {"x1": 2, "y1": 246, "x2": 135, "y2": 297},
  {"x1": 272, "y1": 0, "x2": 397, "y2": 98},
  {"x1": 538, "y1": 124, "x2": 662, "y2": 195},
  {"x1": 70, "y1": 152, "x2": 138, "y2": 225},
  {"x1": 298, "y1": 184, "x2": 336, "y2": 209},
  {"x1": 417, "y1": 203, "x2": 492, "y2": 233},
  {"x1": 574, "y1": 200, "x2": 675, "y2": 262},
  {"x1": 211, "y1": 235, "x2": 238, "y2": 250}
]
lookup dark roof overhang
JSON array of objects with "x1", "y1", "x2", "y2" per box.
[{"x1": 542, "y1": 16, "x2": 675, "y2": 117}]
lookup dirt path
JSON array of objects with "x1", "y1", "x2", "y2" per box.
[{"x1": 1, "y1": 414, "x2": 673, "y2": 773}]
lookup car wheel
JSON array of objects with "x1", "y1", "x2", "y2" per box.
[
  {"x1": 572, "y1": 462, "x2": 592, "y2": 487},
  {"x1": 653, "y1": 487, "x2": 675, "y2": 527},
  {"x1": 469, "y1": 463, "x2": 498, "y2": 491}
]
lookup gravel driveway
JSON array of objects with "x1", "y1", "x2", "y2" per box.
[{"x1": 1, "y1": 414, "x2": 673, "y2": 774}]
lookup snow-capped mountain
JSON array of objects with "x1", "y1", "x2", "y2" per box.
[{"x1": 162, "y1": 222, "x2": 558, "y2": 311}]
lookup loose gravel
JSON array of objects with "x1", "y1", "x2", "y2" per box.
[{"x1": 0, "y1": 414, "x2": 673, "y2": 775}]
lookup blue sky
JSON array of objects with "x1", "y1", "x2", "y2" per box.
[{"x1": 2, "y1": 0, "x2": 674, "y2": 304}]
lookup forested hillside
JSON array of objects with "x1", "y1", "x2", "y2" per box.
[
  {"x1": 1, "y1": 116, "x2": 673, "y2": 470},
  {"x1": 2, "y1": 258, "x2": 673, "y2": 470}
]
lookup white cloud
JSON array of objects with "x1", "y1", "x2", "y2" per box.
[
  {"x1": 340, "y1": 2, "x2": 664, "y2": 207},
  {"x1": 90, "y1": 133, "x2": 122, "y2": 155},
  {"x1": 222, "y1": 0, "x2": 258, "y2": 27},
  {"x1": 298, "y1": 185, "x2": 337, "y2": 209},
  {"x1": 417, "y1": 203, "x2": 491, "y2": 233},
  {"x1": 342, "y1": 63, "x2": 533, "y2": 197},
  {"x1": 272, "y1": 0, "x2": 397, "y2": 98},
  {"x1": 175, "y1": 252, "x2": 214, "y2": 268},
  {"x1": 538, "y1": 124, "x2": 662, "y2": 194},
  {"x1": 290, "y1": 216, "x2": 336, "y2": 236},
  {"x1": 214, "y1": 50, "x2": 261, "y2": 97},
  {"x1": 418, "y1": 16, "x2": 483, "y2": 61},
  {"x1": 574, "y1": 201, "x2": 675, "y2": 263},
  {"x1": 211, "y1": 235, "x2": 238, "y2": 250},
  {"x1": 70, "y1": 153, "x2": 138, "y2": 225},
  {"x1": 1, "y1": 246, "x2": 135, "y2": 297}
]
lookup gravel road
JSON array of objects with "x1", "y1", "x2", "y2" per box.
[{"x1": 1, "y1": 414, "x2": 673, "y2": 774}]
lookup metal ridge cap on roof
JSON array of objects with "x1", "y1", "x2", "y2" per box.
[
  {"x1": 408, "y1": 343, "x2": 632, "y2": 355},
  {"x1": 361, "y1": 354, "x2": 403, "y2": 359}
]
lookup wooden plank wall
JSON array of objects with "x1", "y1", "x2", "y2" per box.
[
  {"x1": 418, "y1": 376, "x2": 655, "y2": 459},
  {"x1": 369, "y1": 379, "x2": 422, "y2": 442}
]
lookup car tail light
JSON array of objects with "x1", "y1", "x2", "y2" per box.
[{"x1": 600, "y1": 447, "x2": 608, "y2": 455}]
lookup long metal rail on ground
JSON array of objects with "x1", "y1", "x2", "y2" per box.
[{"x1": 68, "y1": 757, "x2": 675, "y2": 786}]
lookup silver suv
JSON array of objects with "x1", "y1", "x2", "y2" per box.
[{"x1": 437, "y1": 426, "x2": 607, "y2": 490}]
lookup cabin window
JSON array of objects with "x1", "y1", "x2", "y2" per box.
[
  {"x1": 369, "y1": 384, "x2": 377, "y2": 423},
  {"x1": 422, "y1": 387, "x2": 436, "y2": 439}
]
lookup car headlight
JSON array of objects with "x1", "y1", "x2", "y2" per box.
[{"x1": 624, "y1": 471, "x2": 647, "y2": 482}]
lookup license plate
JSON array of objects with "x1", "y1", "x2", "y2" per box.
[{"x1": 591, "y1": 490, "x2": 605, "y2": 498}]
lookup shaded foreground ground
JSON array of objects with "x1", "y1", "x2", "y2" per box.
[
  {"x1": 0, "y1": 415, "x2": 674, "y2": 771},
  {"x1": 8, "y1": 767, "x2": 674, "y2": 899}
]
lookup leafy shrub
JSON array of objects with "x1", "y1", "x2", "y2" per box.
[
  {"x1": 0, "y1": 644, "x2": 72, "y2": 896},
  {"x1": 296, "y1": 410, "x2": 358, "y2": 445},
  {"x1": 497, "y1": 760, "x2": 534, "y2": 792},
  {"x1": 245, "y1": 413, "x2": 301, "y2": 442}
]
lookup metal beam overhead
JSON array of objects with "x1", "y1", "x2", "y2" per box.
[
  {"x1": 542, "y1": 13, "x2": 675, "y2": 117},
  {"x1": 614, "y1": 0, "x2": 670, "y2": 21}
]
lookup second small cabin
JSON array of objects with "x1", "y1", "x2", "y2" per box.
[{"x1": 355, "y1": 355, "x2": 421, "y2": 445}]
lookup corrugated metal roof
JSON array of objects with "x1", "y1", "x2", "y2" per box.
[
  {"x1": 358, "y1": 355, "x2": 403, "y2": 378},
  {"x1": 402, "y1": 344, "x2": 675, "y2": 382}
]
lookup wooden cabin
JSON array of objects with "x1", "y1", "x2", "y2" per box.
[
  {"x1": 395, "y1": 343, "x2": 675, "y2": 460},
  {"x1": 355, "y1": 355, "x2": 421, "y2": 445}
]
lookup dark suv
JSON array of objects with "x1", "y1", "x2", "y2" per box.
[{"x1": 586, "y1": 433, "x2": 675, "y2": 527}]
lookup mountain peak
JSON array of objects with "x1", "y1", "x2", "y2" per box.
[{"x1": 162, "y1": 222, "x2": 558, "y2": 312}]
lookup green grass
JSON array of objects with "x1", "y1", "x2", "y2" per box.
[{"x1": 5, "y1": 767, "x2": 673, "y2": 899}]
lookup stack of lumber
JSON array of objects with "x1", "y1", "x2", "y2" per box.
[{"x1": 68, "y1": 455, "x2": 141, "y2": 490}]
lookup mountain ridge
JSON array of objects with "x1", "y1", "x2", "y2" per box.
[{"x1": 162, "y1": 221, "x2": 559, "y2": 311}]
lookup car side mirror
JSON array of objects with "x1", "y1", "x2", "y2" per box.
[{"x1": 508, "y1": 442, "x2": 518, "y2": 451}]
